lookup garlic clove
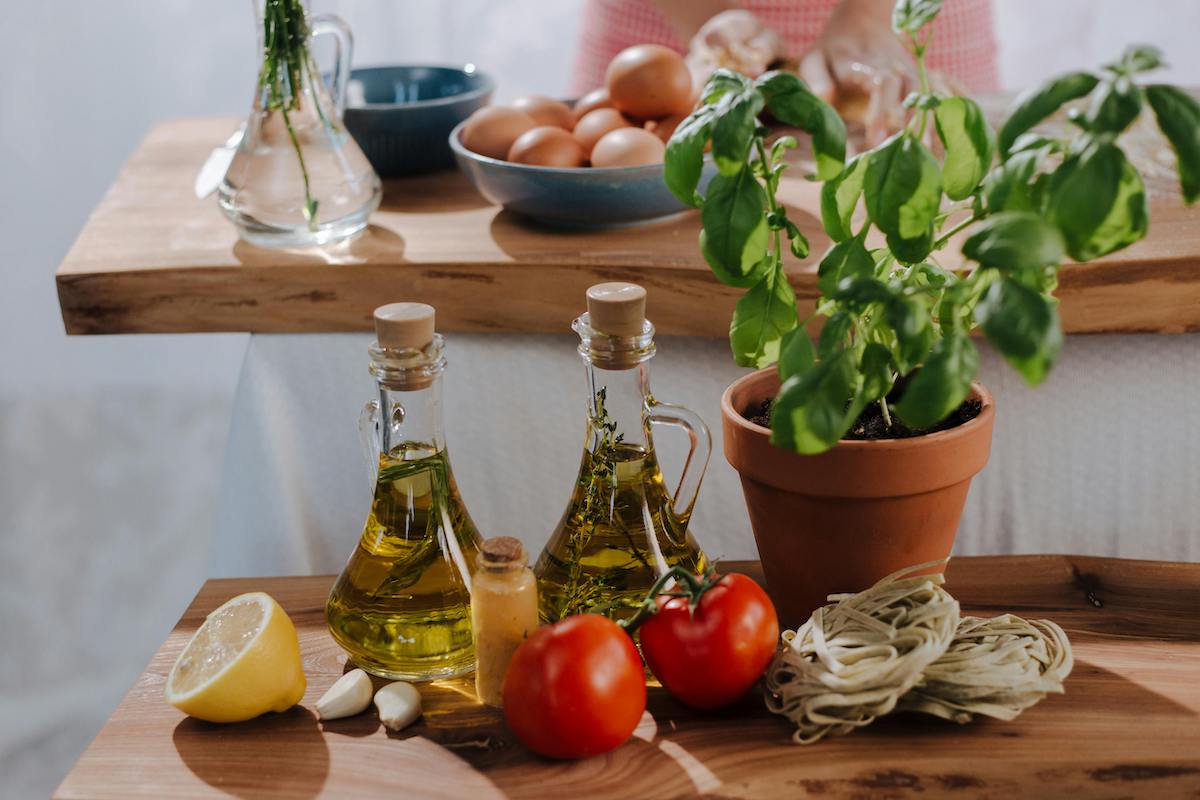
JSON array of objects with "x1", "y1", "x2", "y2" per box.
[
  {"x1": 374, "y1": 681, "x2": 422, "y2": 731},
  {"x1": 316, "y1": 668, "x2": 373, "y2": 721}
]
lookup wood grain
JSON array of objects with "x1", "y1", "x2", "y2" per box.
[
  {"x1": 56, "y1": 116, "x2": 1200, "y2": 336},
  {"x1": 56, "y1": 556, "x2": 1200, "y2": 799}
]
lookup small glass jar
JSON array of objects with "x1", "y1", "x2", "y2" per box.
[{"x1": 472, "y1": 537, "x2": 538, "y2": 706}]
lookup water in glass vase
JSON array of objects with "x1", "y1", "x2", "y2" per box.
[
  {"x1": 327, "y1": 445, "x2": 480, "y2": 680},
  {"x1": 220, "y1": 111, "x2": 380, "y2": 246}
]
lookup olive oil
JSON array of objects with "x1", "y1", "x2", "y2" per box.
[
  {"x1": 326, "y1": 302, "x2": 484, "y2": 682},
  {"x1": 536, "y1": 437, "x2": 706, "y2": 623},
  {"x1": 536, "y1": 284, "x2": 711, "y2": 624},
  {"x1": 327, "y1": 445, "x2": 481, "y2": 680}
]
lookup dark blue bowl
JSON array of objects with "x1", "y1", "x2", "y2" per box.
[
  {"x1": 344, "y1": 65, "x2": 494, "y2": 177},
  {"x1": 449, "y1": 121, "x2": 716, "y2": 228}
]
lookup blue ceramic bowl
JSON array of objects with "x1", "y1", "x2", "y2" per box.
[
  {"x1": 344, "y1": 65, "x2": 494, "y2": 177},
  {"x1": 449, "y1": 120, "x2": 716, "y2": 228}
]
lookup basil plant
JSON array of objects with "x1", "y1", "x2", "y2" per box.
[{"x1": 665, "y1": 0, "x2": 1199, "y2": 455}]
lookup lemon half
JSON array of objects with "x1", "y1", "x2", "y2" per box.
[{"x1": 165, "y1": 591, "x2": 306, "y2": 723}]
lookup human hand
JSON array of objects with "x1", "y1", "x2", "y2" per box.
[
  {"x1": 686, "y1": 9, "x2": 783, "y2": 91},
  {"x1": 799, "y1": 0, "x2": 918, "y2": 146}
]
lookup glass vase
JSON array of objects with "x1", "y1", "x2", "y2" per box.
[{"x1": 219, "y1": 0, "x2": 381, "y2": 248}]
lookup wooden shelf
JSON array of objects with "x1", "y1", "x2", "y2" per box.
[
  {"x1": 56, "y1": 556, "x2": 1200, "y2": 799},
  {"x1": 57, "y1": 116, "x2": 1200, "y2": 337}
]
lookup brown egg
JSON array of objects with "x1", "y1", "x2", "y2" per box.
[
  {"x1": 645, "y1": 112, "x2": 688, "y2": 144},
  {"x1": 591, "y1": 127, "x2": 666, "y2": 168},
  {"x1": 574, "y1": 108, "x2": 633, "y2": 154},
  {"x1": 605, "y1": 44, "x2": 693, "y2": 120},
  {"x1": 461, "y1": 106, "x2": 538, "y2": 160},
  {"x1": 512, "y1": 95, "x2": 576, "y2": 131},
  {"x1": 507, "y1": 126, "x2": 588, "y2": 167},
  {"x1": 572, "y1": 87, "x2": 613, "y2": 121}
]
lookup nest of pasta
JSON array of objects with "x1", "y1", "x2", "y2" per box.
[{"x1": 765, "y1": 562, "x2": 1074, "y2": 744}]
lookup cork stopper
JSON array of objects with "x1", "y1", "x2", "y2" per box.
[
  {"x1": 480, "y1": 536, "x2": 526, "y2": 566},
  {"x1": 586, "y1": 282, "x2": 646, "y2": 337},
  {"x1": 374, "y1": 303, "x2": 435, "y2": 350}
]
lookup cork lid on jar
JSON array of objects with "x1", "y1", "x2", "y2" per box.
[
  {"x1": 480, "y1": 536, "x2": 526, "y2": 566},
  {"x1": 586, "y1": 282, "x2": 647, "y2": 337},
  {"x1": 374, "y1": 303, "x2": 436, "y2": 350}
]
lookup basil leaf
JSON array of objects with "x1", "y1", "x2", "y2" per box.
[
  {"x1": 712, "y1": 88, "x2": 765, "y2": 176},
  {"x1": 818, "y1": 310, "x2": 853, "y2": 357},
  {"x1": 770, "y1": 350, "x2": 858, "y2": 454},
  {"x1": 1085, "y1": 75, "x2": 1142, "y2": 135},
  {"x1": 664, "y1": 105, "x2": 716, "y2": 206},
  {"x1": 961, "y1": 211, "x2": 1065, "y2": 271},
  {"x1": 999, "y1": 71, "x2": 1100, "y2": 155},
  {"x1": 1106, "y1": 44, "x2": 1164, "y2": 76},
  {"x1": 864, "y1": 134, "x2": 942, "y2": 242},
  {"x1": 1046, "y1": 139, "x2": 1148, "y2": 260},
  {"x1": 976, "y1": 277, "x2": 1062, "y2": 385},
  {"x1": 816, "y1": 235, "x2": 874, "y2": 297},
  {"x1": 887, "y1": 294, "x2": 933, "y2": 371},
  {"x1": 886, "y1": 227, "x2": 936, "y2": 265},
  {"x1": 860, "y1": 343, "x2": 895, "y2": 404},
  {"x1": 789, "y1": 227, "x2": 810, "y2": 259},
  {"x1": 1145, "y1": 84, "x2": 1200, "y2": 204},
  {"x1": 702, "y1": 68, "x2": 751, "y2": 103},
  {"x1": 833, "y1": 276, "x2": 893, "y2": 310},
  {"x1": 982, "y1": 142, "x2": 1054, "y2": 212},
  {"x1": 729, "y1": 264, "x2": 798, "y2": 368},
  {"x1": 910, "y1": 261, "x2": 954, "y2": 290},
  {"x1": 820, "y1": 154, "x2": 868, "y2": 242},
  {"x1": 894, "y1": 333, "x2": 979, "y2": 429},
  {"x1": 892, "y1": 0, "x2": 944, "y2": 33},
  {"x1": 699, "y1": 167, "x2": 769, "y2": 285},
  {"x1": 756, "y1": 71, "x2": 847, "y2": 180},
  {"x1": 778, "y1": 326, "x2": 816, "y2": 382},
  {"x1": 935, "y1": 97, "x2": 996, "y2": 200}
]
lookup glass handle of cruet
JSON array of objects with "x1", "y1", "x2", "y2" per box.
[
  {"x1": 648, "y1": 402, "x2": 712, "y2": 521},
  {"x1": 310, "y1": 14, "x2": 353, "y2": 116},
  {"x1": 358, "y1": 400, "x2": 381, "y2": 488}
]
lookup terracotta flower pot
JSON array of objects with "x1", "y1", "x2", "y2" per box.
[{"x1": 721, "y1": 367, "x2": 995, "y2": 628}]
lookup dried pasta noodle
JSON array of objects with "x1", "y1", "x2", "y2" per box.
[
  {"x1": 766, "y1": 561, "x2": 1075, "y2": 744},
  {"x1": 764, "y1": 561, "x2": 960, "y2": 744},
  {"x1": 898, "y1": 614, "x2": 1074, "y2": 723}
]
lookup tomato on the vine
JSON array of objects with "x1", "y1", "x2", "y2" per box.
[
  {"x1": 638, "y1": 571, "x2": 779, "y2": 709},
  {"x1": 502, "y1": 613, "x2": 646, "y2": 759}
]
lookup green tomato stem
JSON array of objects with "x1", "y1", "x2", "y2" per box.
[{"x1": 618, "y1": 565, "x2": 715, "y2": 635}]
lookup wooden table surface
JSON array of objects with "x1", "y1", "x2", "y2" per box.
[
  {"x1": 56, "y1": 116, "x2": 1200, "y2": 337},
  {"x1": 56, "y1": 555, "x2": 1200, "y2": 799}
]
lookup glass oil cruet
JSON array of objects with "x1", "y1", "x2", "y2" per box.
[
  {"x1": 326, "y1": 303, "x2": 482, "y2": 680},
  {"x1": 535, "y1": 283, "x2": 711, "y2": 624},
  {"x1": 219, "y1": 0, "x2": 381, "y2": 248}
]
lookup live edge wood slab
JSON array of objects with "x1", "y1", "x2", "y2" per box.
[
  {"x1": 57, "y1": 117, "x2": 1200, "y2": 337},
  {"x1": 57, "y1": 556, "x2": 1200, "y2": 800}
]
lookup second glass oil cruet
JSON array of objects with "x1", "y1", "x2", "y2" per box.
[
  {"x1": 326, "y1": 303, "x2": 483, "y2": 680},
  {"x1": 535, "y1": 282, "x2": 711, "y2": 623}
]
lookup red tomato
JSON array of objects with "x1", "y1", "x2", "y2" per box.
[
  {"x1": 502, "y1": 614, "x2": 646, "y2": 759},
  {"x1": 640, "y1": 573, "x2": 779, "y2": 709}
]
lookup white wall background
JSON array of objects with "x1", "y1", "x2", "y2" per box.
[{"x1": 0, "y1": 1, "x2": 1196, "y2": 796}]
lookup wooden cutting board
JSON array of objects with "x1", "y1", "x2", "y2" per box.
[
  {"x1": 55, "y1": 555, "x2": 1200, "y2": 799},
  {"x1": 56, "y1": 112, "x2": 1200, "y2": 337}
]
